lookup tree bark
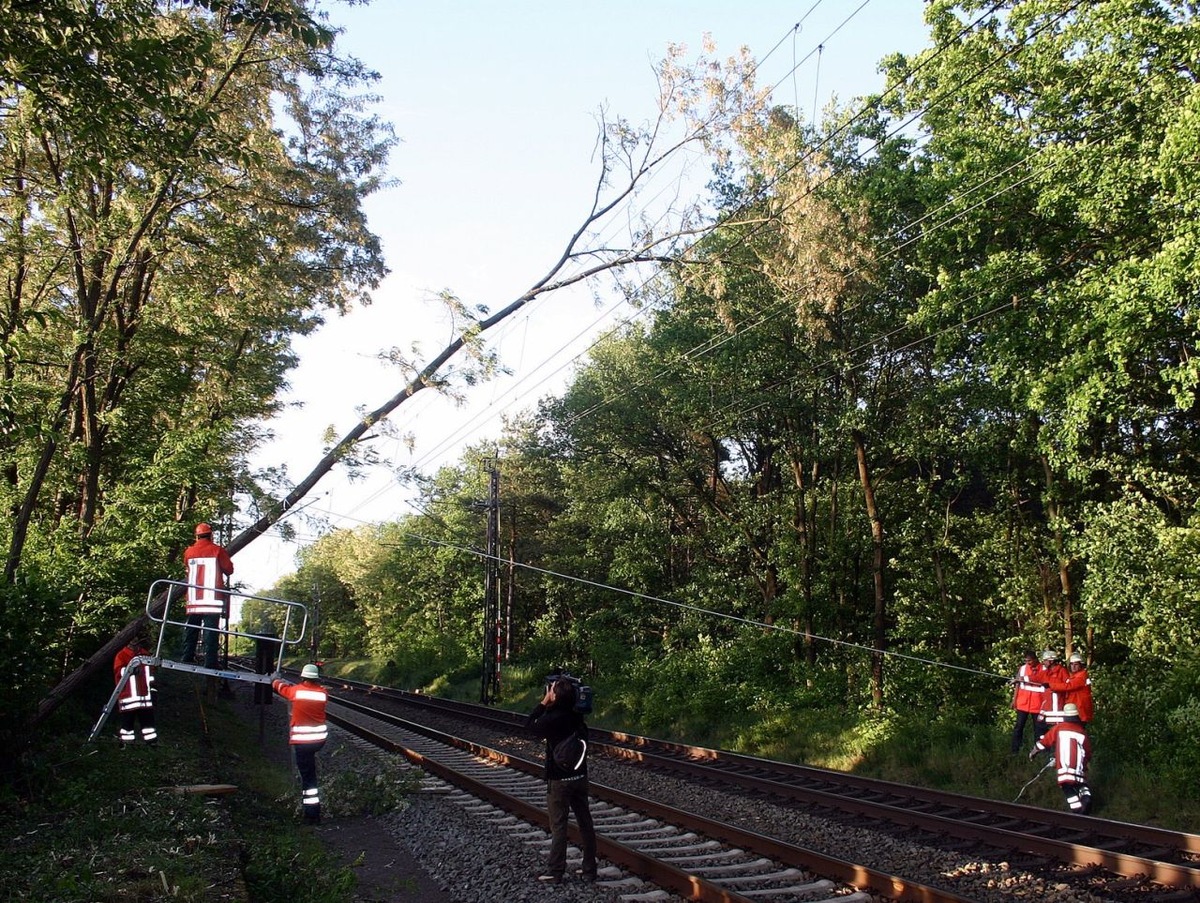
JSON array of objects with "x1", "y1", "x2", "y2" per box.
[
  {"x1": 852, "y1": 429, "x2": 886, "y2": 708},
  {"x1": 31, "y1": 108, "x2": 747, "y2": 727}
]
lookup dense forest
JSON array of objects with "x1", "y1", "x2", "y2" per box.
[{"x1": 4, "y1": 1, "x2": 1200, "y2": 787}]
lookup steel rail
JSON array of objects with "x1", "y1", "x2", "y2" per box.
[
  {"x1": 321, "y1": 676, "x2": 1200, "y2": 872},
  {"x1": 608, "y1": 732, "x2": 1200, "y2": 857},
  {"x1": 327, "y1": 704, "x2": 761, "y2": 903},
  {"x1": 327, "y1": 694, "x2": 975, "y2": 903},
  {"x1": 612, "y1": 741, "x2": 1200, "y2": 890}
]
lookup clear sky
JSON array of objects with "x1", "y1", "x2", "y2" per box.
[{"x1": 235, "y1": 0, "x2": 934, "y2": 592}]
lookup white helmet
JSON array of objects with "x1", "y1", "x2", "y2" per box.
[
  {"x1": 1063, "y1": 703, "x2": 1079, "y2": 716},
  {"x1": 301, "y1": 663, "x2": 321, "y2": 680}
]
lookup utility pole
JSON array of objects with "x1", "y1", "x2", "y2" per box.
[{"x1": 480, "y1": 461, "x2": 501, "y2": 705}]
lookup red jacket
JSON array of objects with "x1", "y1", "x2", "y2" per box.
[
  {"x1": 1033, "y1": 719, "x2": 1090, "y2": 785},
  {"x1": 183, "y1": 538, "x2": 234, "y2": 616},
  {"x1": 1012, "y1": 661, "x2": 1044, "y2": 713},
  {"x1": 272, "y1": 678, "x2": 328, "y2": 744},
  {"x1": 1038, "y1": 663, "x2": 1069, "y2": 719},
  {"x1": 1047, "y1": 667, "x2": 1093, "y2": 722},
  {"x1": 114, "y1": 643, "x2": 154, "y2": 711}
]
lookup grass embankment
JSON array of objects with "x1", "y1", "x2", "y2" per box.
[
  {"x1": 0, "y1": 670, "x2": 410, "y2": 903},
  {"x1": 326, "y1": 656, "x2": 1200, "y2": 832}
]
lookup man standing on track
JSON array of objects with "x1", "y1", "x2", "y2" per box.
[
  {"x1": 273, "y1": 663, "x2": 329, "y2": 824},
  {"x1": 180, "y1": 522, "x2": 234, "y2": 668},
  {"x1": 526, "y1": 677, "x2": 598, "y2": 885}
]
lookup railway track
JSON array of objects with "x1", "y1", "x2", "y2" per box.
[
  {"x1": 325, "y1": 691, "x2": 972, "y2": 902},
  {"x1": 310, "y1": 673, "x2": 1200, "y2": 902}
]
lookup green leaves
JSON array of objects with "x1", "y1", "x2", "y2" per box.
[{"x1": 0, "y1": 1, "x2": 392, "y2": 695}]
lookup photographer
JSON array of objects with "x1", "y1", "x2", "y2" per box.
[{"x1": 525, "y1": 677, "x2": 597, "y2": 884}]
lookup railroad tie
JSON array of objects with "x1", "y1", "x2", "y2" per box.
[{"x1": 731, "y1": 878, "x2": 834, "y2": 898}]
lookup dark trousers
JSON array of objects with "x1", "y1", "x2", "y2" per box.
[
  {"x1": 546, "y1": 777, "x2": 596, "y2": 877},
  {"x1": 1061, "y1": 780, "x2": 1092, "y2": 814},
  {"x1": 1033, "y1": 713, "x2": 1050, "y2": 742},
  {"x1": 118, "y1": 707, "x2": 157, "y2": 745},
  {"x1": 181, "y1": 613, "x2": 220, "y2": 667},
  {"x1": 1011, "y1": 709, "x2": 1035, "y2": 752},
  {"x1": 294, "y1": 740, "x2": 325, "y2": 822}
]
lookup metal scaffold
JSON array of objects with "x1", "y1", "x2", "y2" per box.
[{"x1": 88, "y1": 578, "x2": 309, "y2": 742}]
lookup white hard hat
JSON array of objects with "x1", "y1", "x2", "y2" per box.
[
  {"x1": 1068, "y1": 653, "x2": 1084, "y2": 664},
  {"x1": 1063, "y1": 703, "x2": 1079, "y2": 716},
  {"x1": 301, "y1": 663, "x2": 321, "y2": 680}
]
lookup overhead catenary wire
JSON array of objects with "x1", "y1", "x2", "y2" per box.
[
  {"x1": 267, "y1": 1, "x2": 1036, "y2": 564},
  {"x1": 240, "y1": 5, "x2": 1143, "y2": 698},
  {"x1": 298, "y1": 504, "x2": 1014, "y2": 686},
  {"x1": 262, "y1": 3, "x2": 1089, "y2": 561},
  {"x1": 551, "y1": 3, "x2": 1029, "y2": 430},
  {"x1": 400, "y1": 8, "x2": 863, "y2": 473},
  {"x1": 557, "y1": 0, "x2": 1085, "y2": 433},
  {"x1": 411, "y1": 0, "x2": 1025, "y2": 468}
]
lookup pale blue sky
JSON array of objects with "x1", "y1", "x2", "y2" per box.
[{"x1": 240, "y1": 0, "x2": 933, "y2": 590}]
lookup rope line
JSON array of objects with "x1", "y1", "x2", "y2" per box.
[{"x1": 299, "y1": 505, "x2": 1013, "y2": 686}]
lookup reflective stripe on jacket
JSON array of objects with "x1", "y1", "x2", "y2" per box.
[
  {"x1": 1012, "y1": 662, "x2": 1044, "y2": 713},
  {"x1": 114, "y1": 645, "x2": 154, "y2": 712},
  {"x1": 273, "y1": 679, "x2": 328, "y2": 744},
  {"x1": 1034, "y1": 720, "x2": 1090, "y2": 784},
  {"x1": 183, "y1": 539, "x2": 234, "y2": 616},
  {"x1": 1038, "y1": 663, "x2": 1069, "y2": 721}
]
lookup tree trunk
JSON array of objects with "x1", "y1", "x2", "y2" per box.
[
  {"x1": 852, "y1": 429, "x2": 886, "y2": 708},
  {"x1": 1040, "y1": 453, "x2": 1075, "y2": 653},
  {"x1": 30, "y1": 72, "x2": 773, "y2": 726}
]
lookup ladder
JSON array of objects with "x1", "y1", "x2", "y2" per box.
[{"x1": 88, "y1": 579, "x2": 309, "y2": 743}]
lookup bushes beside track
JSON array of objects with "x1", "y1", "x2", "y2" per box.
[
  {"x1": 319, "y1": 649, "x2": 1200, "y2": 832},
  {"x1": 0, "y1": 672, "x2": 358, "y2": 903}
]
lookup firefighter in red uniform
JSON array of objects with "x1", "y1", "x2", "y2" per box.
[
  {"x1": 180, "y1": 522, "x2": 234, "y2": 668},
  {"x1": 113, "y1": 633, "x2": 157, "y2": 747},
  {"x1": 1029, "y1": 702, "x2": 1092, "y2": 813},
  {"x1": 1034, "y1": 649, "x2": 1068, "y2": 741},
  {"x1": 273, "y1": 663, "x2": 328, "y2": 824},
  {"x1": 1046, "y1": 652, "x2": 1094, "y2": 724},
  {"x1": 1010, "y1": 649, "x2": 1043, "y2": 753}
]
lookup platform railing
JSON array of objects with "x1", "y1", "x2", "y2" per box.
[{"x1": 86, "y1": 581, "x2": 309, "y2": 742}]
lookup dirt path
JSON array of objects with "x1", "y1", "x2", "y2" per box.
[{"x1": 229, "y1": 682, "x2": 459, "y2": 903}]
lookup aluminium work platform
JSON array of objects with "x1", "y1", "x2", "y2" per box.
[{"x1": 87, "y1": 578, "x2": 308, "y2": 742}]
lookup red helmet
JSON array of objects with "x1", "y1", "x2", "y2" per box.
[{"x1": 195, "y1": 522, "x2": 213, "y2": 537}]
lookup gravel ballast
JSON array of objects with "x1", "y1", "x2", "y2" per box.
[{"x1": 237, "y1": 686, "x2": 1121, "y2": 903}]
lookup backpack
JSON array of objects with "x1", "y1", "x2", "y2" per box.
[{"x1": 552, "y1": 732, "x2": 587, "y2": 773}]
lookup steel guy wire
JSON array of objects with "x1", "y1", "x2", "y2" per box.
[
  {"x1": 401, "y1": 0, "x2": 1011, "y2": 468},
  {"x1": 326, "y1": 2, "x2": 1059, "y2": 514},
  {"x1": 305, "y1": 508, "x2": 1015, "y2": 686}
]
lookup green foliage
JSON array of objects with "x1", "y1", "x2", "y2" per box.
[
  {"x1": 0, "y1": 579, "x2": 64, "y2": 738},
  {"x1": 0, "y1": 678, "x2": 359, "y2": 903},
  {"x1": 0, "y1": 0, "x2": 393, "y2": 728},
  {"x1": 1075, "y1": 495, "x2": 1200, "y2": 660},
  {"x1": 322, "y1": 747, "x2": 422, "y2": 817}
]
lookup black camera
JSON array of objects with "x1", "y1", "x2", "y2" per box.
[{"x1": 544, "y1": 669, "x2": 593, "y2": 714}]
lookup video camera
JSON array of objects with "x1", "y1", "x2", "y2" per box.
[{"x1": 544, "y1": 669, "x2": 594, "y2": 715}]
